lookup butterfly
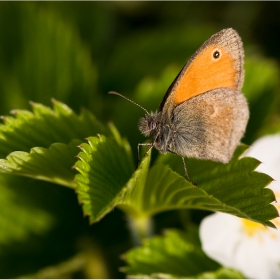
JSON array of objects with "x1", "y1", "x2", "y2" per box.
[{"x1": 110, "y1": 28, "x2": 249, "y2": 185}]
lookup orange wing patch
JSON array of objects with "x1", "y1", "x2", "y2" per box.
[{"x1": 173, "y1": 44, "x2": 237, "y2": 104}]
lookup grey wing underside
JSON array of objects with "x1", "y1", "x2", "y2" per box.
[{"x1": 170, "y1": 88, "x2": 249, "y2": 163}]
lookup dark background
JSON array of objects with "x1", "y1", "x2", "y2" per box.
[{"x1": 0, "y1": 2, "x2": 279, "y2": 278}]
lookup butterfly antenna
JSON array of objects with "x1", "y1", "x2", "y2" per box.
[{"x1": 109, "y1": 91, "x2": 149, "y2": 115}]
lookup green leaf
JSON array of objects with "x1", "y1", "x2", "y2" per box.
[
  {"x1": 0, "y1": 100, "x2": 117, "y2": 187},
  {"x1": 195, "y1": 267, "x2": 245, "y2": 279},
  {"x1": 117, "y1": 145, "x2": 277, "y2": 227},
  {"x1": 0, "y1": 100, "x2": 111, "y2": 158},
  {"x1": 0, "y1": 140, "x2": 80, "y2": 188},
  {"x1": 74, "y1": 135, "x2": 136, "y2": 223},
  {"x1": 151, "y1": 145, "x2": 277, "y2": 227},
  {"x1": 118, "y1": 152, "x2": 151, "y2": 219},
  {"x1": 122, "y1": 228, "x2": 220, "y2": 278},
  {"x1": 74, "y1": 137, "x2": 277, "y2": 226}
]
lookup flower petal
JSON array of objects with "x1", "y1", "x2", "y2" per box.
[
  {"x1": 233, "y1": 234, "x2": 277, "y2": 278},
  {"x1": 244, "y1": 134, "x2": 280, "y2": 184},
  {"x1": 200, "y1": 212, "x2": 243, "y2": 268},
  {"x1": 200, "y1": 212, "x2": 280, "y2": 278}
]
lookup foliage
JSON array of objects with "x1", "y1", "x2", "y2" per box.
[
  {"x1": 122, "y1": 228, "x2": 245, "y2": 279},
  {"x1": 0, "y1": 2, "x2": 280, "y2": 278}
]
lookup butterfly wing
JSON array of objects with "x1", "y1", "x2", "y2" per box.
[
  {"x1": 159, "y1": 28, "x2": 244, "y2": 113},
  {"x1": 169, "y1": 88, "x2": 249, "y2": 163}
]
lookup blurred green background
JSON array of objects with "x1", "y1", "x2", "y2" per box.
[{"x1": 0, "y1": 2, "x2": 280, "y2": 278}]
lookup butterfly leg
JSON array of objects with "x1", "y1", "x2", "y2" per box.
[
  {"x1": 181, "y1": 157, "x2": 197, "y2": 186},
  {"x1": 167, "y1": 149, "x2": 196, "y2": 185}
]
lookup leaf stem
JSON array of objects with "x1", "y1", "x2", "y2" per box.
[{"x1": 127, "y1": 216, "x2": 154, "y2": 246}]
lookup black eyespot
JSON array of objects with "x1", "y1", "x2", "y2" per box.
[{"x1": 213, "y1": 50, "x2": 220, "y2": 59}]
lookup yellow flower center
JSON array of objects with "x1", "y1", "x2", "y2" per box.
[
  {"x1": 242, "y1": 191, "x2": 280, "y2": 240},
  {"x1": 242, "y1": 219, "x2": 267, "y2": 237}
]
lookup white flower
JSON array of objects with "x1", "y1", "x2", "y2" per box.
[{"x1": 199, "y1": 134, "x2": 280, "y2": 279}]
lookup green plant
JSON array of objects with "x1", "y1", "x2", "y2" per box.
[
  {"x1": 1, "y1": 3, "x2": 280, "y2": 278},
  {"x1": 0, "y1": 99, "x2": 278, "y2": 278}
]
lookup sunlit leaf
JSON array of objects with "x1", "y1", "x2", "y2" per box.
[
  {"x1": 74, "y1": 135, "x2": 136, "y2": 223},
  {"x1": 117, "y1": 145, "x2": 277, "y2": 227},
  {"x1": 74, "y1": 136, "x2": 277, "y2": 227},
  {"x1": 195, "y1": 267, "x2": 244, "y2": 279},
  {"x1": 0, "y1": 140, "x2": 80, "y2": 188},
  {"x1": 0, "y1": 100, "x2": 111, "y2": 158},
  {"x1": 122, "y1": 228, "x2": 220, "y2": 278},
  {"x1": 0, "y1": 100, "x2": 116, "y2": 187},
  {"x1": 151, "y1": 145, "x2": 277, "y2": 227}
]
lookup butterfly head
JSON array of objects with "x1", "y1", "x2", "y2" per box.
[{"x1": 138, "y1": 112, "x2": 159, "y2": 137}]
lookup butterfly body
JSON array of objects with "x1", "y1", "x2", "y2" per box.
[{"x1": 139, "y1": 87, "x2": 248, "y2": 163}]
